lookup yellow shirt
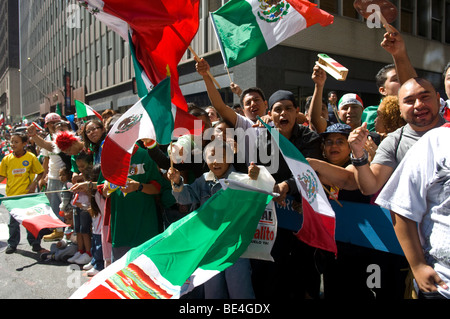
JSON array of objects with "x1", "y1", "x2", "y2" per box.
[{"x1": 0, "y1": 151, "x2": 44, "y2": 196}]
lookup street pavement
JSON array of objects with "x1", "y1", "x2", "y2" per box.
[{"x1": 0, "y1": 184, "x2": 89, "y2": 299}]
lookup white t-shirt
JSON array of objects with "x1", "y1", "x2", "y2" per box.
[
  {"x1": 376, "y1": 127, "x2": 450, "y2": 292},
  {"x1": 40, "y1": 134, "x2": 66, "y2": 180},
  {"x1": 234, "y1": 114, "x2": 260, "y2": 167}
]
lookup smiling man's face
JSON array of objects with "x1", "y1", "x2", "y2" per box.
[{"x1": 398, "y1": 78, "x2": 440, "y2": 132}]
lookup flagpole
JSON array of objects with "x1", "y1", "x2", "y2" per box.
[
  {"x1": 225, "y1": 66, "x2": 232, "y2": 83},
  {"x1": 188, "y1": 46, "x2": 221, "y2": 89},
  {"x1": 321, "y1": 183, "x2": 343, "y2": 207},
  {"x1": 166, "y1": 24, "x2": 220, "y2": 88},
  {"x1": 169, "y1": 141, "x2": 174, "y2": 187},
  {"x1": 0, "y1": 189, "x2": 71, "y2": 200}
]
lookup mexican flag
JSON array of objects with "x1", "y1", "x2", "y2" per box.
[
  {"x1": 0, "y1": 193, "x2": 68, "y2": 238},
  {"x1": 211, "y1": 0, "x2": 334, "y2": 68},
  {"x1": 100, "y1": 77, "x2": 173, "y2": 186},
  {"x1": 75, "y1": 100, "x2": 103, "y2": 121},
  {"x1": 259, "y1": 118, "x2": 337, "y2": 254},
  {"x1": 129, "y1": 34, "x2": 201, "y2": 137},
  {"x1": 32, "y1": 122, "x2": 44, "y2": 131},
  {"x1": 78, "y1": 0, "x2": 200, "y2": 135},
  {"x1": 70, "y1": 178, "x2": 274, "y2": 299}
]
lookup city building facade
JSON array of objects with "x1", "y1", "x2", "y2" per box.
[
  {"x1": 0, "y1": 0, "x2": 21, "y2": 123},
  {"x1": 14, "y1": 0, "x2": 450, "y2": 123}
]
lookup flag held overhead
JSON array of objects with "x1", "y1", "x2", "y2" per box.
[
  {"x1": 211, "y1": 0, "x2": 334, "y2": 68},
  {"x1": 101, "y1": 77, "x2": 173, "y2": 187},
  {"x1": 78, "y1": 0, "x2": 200, "y2": 115},
  {"x1": 316, "y1": 53, "x2": 348, "y2": 81},
  {"x1": 75, "y1": 100, "x2": 103, "y2": 121}
]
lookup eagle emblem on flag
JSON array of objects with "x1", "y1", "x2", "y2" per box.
[
  {"x1": 258, "y1": 0, "x2": 291, "y2": 22},
  {"x1": 115, "y1": 114, "x2": 143, "y2": 134},
  {"x1": 297, "y1": 169, "x2": 318, "y2": 204}
]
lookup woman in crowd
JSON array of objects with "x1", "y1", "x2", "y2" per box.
[{"x1": 374, "y1": 95, "x2": 406, "y2": 140}]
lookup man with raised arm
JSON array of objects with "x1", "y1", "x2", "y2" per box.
[
  {"x1": 349, "y1": 77, "x2": 445, "y2": 195},
  {"x1": 349, "y1": 26, "x2": 447, "y2": 196}
]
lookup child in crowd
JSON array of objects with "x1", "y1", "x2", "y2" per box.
[
  {"x1": 40, "y1": 209, "x2": 78, "y2": 262},
  {"x1": 167, "y1": 139, "x2": 260, "y2": 299},
  {"x1": 67, "y1": 151, "x2": 93, "y2": 266},
  {"x1": 58, "y1": 166, "x2": 74, "y2": 216},
  {"x1": 83, "y1": 164, "x2": 104, "y2": 276},
  {"x1": 0, "y1": 132, "x2": 46, "y2": 254}
]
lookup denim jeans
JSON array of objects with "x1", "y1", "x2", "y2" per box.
[
  {"x1": 91, "y1": 233, "x2": 104, "y2": 271},
  {"x1": 7, "y1": 215, "x2": 47, "y2": 248},
  {"x1": 204, "y1": 258, "x2": 255, "y2": 299},
  {"x1": 47, "y1": 178, "x2": 63, "y2": 221}
]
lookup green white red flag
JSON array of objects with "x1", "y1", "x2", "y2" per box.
[
  {"x1": 128, "y1": 34, "x2": 201, "y2": 136},
  {"x1": 32, "y1": 122, "x2": 44, "y2": 131},
  {"x1": 70, "y1": 178, "x2": 274, "y2": 299},
  {"x1": 211, "y1": 0, "x2": 334, "y2": 67},
  {"x1": 75, "y1": 100, "x2": 103, "y2": 121},
  {"x1": 259, "y1": 118, "x2": 337, "y2": 254},
  {"x1": 0, "y1": 193, "x2": 68, "y2": 238},
  {"x1": 100, "y1": 77, "x2": 173, "y2": 186},
  {"x1": 77, "y1": 0, "x2": 201, "y2": 135}
]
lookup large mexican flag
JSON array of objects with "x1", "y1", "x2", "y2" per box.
[
  {"x1": 211, "y1": 0, "x2": 334, "y2": 67},
  {"x1": 70, "y1": 178, "x2": 274, "y2": 299},
  {"x1": 1, "y1": 193, "x2": 68, "y2": 238}
]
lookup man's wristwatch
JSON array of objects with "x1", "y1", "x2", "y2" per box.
[
  {"x1": 350, "y1": 150, "x2": 369, "y2": 167},
  {"x1": 136, "y1": 183, "x2": 143, "y2": 192}
]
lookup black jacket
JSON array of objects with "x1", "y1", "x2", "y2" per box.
[{"x1": 257, "y1": 124, "x2": 324, "y2": 200}]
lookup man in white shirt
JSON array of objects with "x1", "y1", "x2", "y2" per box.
[
  {"x1": 27, "y1": 113, "x2": 67, "y2": 241},
  {"x1": 376, "y1": 126, "x2": 450, "y2": 299}
]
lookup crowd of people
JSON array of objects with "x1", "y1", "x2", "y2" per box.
[{"x1": 0, "y1": 27, "x2": 449, "y2": 299}]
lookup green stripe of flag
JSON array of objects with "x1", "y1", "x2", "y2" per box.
[
  {"x1": 129, "y1": 33, "x2": 153, "y2": 98},
  {"x1": 1, "y1": 193, "x2": 50, "y2": 209},
  {"x1": 140, "y1": 77, "x2": 173, "y2": 145},
  {"x1": 125, "y1": 186, "x2": 272, "y2": 286},
  {"x1": 211, "y1": 0, "x2": 267, "y2": 68},
  {"x1": 257, "y1": 116, "x2": 309, "y2": 165}
]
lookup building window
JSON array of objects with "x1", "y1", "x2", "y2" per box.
[
  {"x1": 318, "y1": 0, "x2": 338, "y2": 14},
  {"x1": 342, "y1": 1, "x2": 359, "y2": 19},
  {"x1": 208, "y1": 0, "x2": 223, "y2": 12},
  {"x1": 417, "y1": 0, "x2": 429, "y2": 38},
  {"x1": 431, "y1": 0, "x2": 443, "y2": 41},
  {"x1": 400, "y1": 0, "x2": 415, "y2": 34},
  {"x1": 95, "y1": 55, "x2": 99, "y2": 72},
  {"x1": 446, "y1": 1, "x2": 450, "y2": 43}
]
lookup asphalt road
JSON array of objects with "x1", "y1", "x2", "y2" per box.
[{"x1": 0, "y1": 184, "x2": 89, "y2": 299}]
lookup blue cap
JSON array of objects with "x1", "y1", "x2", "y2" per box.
[{"x1": 320, "y1": 123, "x2": 352, "y2": 137}]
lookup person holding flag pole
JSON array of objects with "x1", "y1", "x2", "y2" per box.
[
  {"x1": 27, "y1": 113, "x2": 67, "y2": 242},
  {"x1": 196, "y1": 57, "x2": 329, "y2": 298}
]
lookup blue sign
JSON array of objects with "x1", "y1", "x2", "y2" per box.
[{"x1": 275, "y1": 197, "x2": 404, "y2": 256}]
